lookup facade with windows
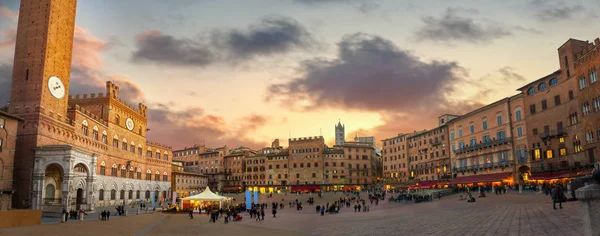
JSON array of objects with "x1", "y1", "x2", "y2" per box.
[
  {"x1": 447, "y1": 95, "x2": 525, "y2": 185},
  {"x1": 172, "y1": 145, "x2": 230, "y2": 192},
  {"x1": 0, "y1": 111, "x2": 22, "y2": 210},
  {"x1": 171, "y1": 161, "x2": 207, "y2": 198},
  {"x1": 382, "y1": 134, "x2": 410, "y2": 185},
  {"x1": 574, "y1": 38, "x2": 600, "y2": 171},
  {"x1": 406, "y1": 115, "x2": 455, "y2": 185},
  {"x1": 517, "y1": 38, "x2": 591, "y2": 181}
]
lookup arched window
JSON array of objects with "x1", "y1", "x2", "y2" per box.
[
  {"x1": 102, "y1": 130, "x2": 108, "y2": 144},
  {"x1": 122, "y1": 138, "x2": 128, "y2": 151},
  {"x1": 156, "y1": 150, "x2": 161, "y2": 159},
  {"x1": 113, "y1": 135, "x2": 119, "y2": 148},
  {"x1": 81, "y1": 120, "x2": 88, "y2": 136},
  {"x1": 549, "y1": 78, "x2": 558, "y2": 86},
  {"x1": 115, "y1": 115, "x2": 120, "y2": 125},
  {"x1": 98, "y1": 189, "x2": 104, "y2": 200},
  {"x1": 120, "y1": 190, "x2": 125, "y2": 199},
  {"x1": 155, "y1": 171, "x2": 160, "y2": 181},
  {"x1": 538, "y1": 82, "x2": 547, "y2": 91},
  {"x1": 128, "y1": 190, "x2": 133, "y2": 199},
  {"x1": 100, "y1": 161, "x2": 106, "y2": 175},
  {"x1": 111, "y1": 164, "x2": 118, "y2": 176},
  {"x1": 120, "y1": 165, "x2": 126, "y2": 177},
  {"x1": 136, "y1": 190, "x2": 140, "y2": 199},
  {"x1": 163, "y1": 151, "x2": 169, "y2": 161},
  {"x1": 110, "y1": 189, "x2": 116, "y2": 200},
  {"x1": 527, "y1": 87, "x2": 536, "y2": 95},
  {"x1": 145, "y1": 190, "x2": 151, "y2": 199},
  {"x1": 92, "y1": 126, "x2": 99, "y2": 140}
]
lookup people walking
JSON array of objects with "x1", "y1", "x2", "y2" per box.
[{"x1": 551, "y1": 184, "x2": 565, "y2": 210}]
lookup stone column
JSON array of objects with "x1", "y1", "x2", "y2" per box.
[
  {"x1": 575, "y1": 170, "x2": 600, "y2": 236},
  {"x1": 31, "y1": 172, "x2": 45, "y2": 210}
]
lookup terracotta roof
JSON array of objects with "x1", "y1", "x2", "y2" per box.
[{"x1": 0, "y1": 110, "x2": 24, "y2": 121}]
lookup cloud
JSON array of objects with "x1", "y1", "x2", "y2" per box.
[
  {"x1": 0, "y1": 63, "x2": 11, "y2": 105},
  {"x1": 0, "y1": 6, "x2": 18, "y2": 20},
  {"x1": 211, "y1": 16, "x2": 316, "y2": 61},
  {"x1": 531, "y1": 0, "x2": 587, "y2": 22},
  {"x1": 147, "y1": 106, "x2": 269, "y2": 149},
  {"x1": 131, "y1": 30, "x2": 216, "y2": 67},
  {"x1": 293, "y1": 0, "x2": 379, "y2": 13},
  {"x1": 131, "y1": 16, "x2": 316, "y2": 67},
  {"x1": 416, "y1": 8, "x2": 512, "y2": 44},
  {"x1": 0, "y1": 27, "x2": 15, "y2": 52},
  {"x1": 268, "y1": 33, "x2": 466, "y2": 113}
]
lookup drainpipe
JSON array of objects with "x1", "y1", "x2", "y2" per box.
[{"x1": 506, "y1": 98, "x2": 519, "y2": 189}]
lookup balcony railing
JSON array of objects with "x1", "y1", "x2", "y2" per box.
[
  {"x1": 540, "y1": 129, "x2": 567, "y2": 140},
  {"x1": 454, "y1": 138, "x2": 513, "y2": 154},
  {"x1": 44, "y1": 198, "x2": 62, "y2": 205}
]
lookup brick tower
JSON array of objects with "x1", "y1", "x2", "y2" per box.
[{"x1": 9, "y1": 0, "x2": 77, "y2": 208}]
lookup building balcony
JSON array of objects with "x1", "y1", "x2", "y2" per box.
[
  {"x1": 454, "y1": 138, "x2": 513, "y2": 155},
  {"x1": 540, "y1": 129, "x2": 567, "y2": 140}
]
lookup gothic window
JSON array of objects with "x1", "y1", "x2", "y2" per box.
[
  {"x1": 110, "y1": 189, "x2": 116, "y2": 200},
  {"x1": 113, "y1": 136, "x2": 119, "y2": 148},
  {"x1": 99, "y1": 189, "x2": 104, "y2": 200},
  {"x1": 111, "y1": 165, "x2": 117, "y2": 176},
  {"x1": 115, "y1": 115, "x2": 120, "y2": 125},
  {"x1": 81, "y1": 120, "x2": 88, "y2": 136}
]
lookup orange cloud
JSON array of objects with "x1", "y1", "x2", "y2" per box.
[
  {"x1": 72, "y1": 26, "x2": 108, "y2": 71},
  {"x1": 0, "y1": 6, "x2": 18, "y2": 20}
]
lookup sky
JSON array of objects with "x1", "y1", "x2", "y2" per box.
[{"x1": 1, "y1": 0, "x2": 600, "y2": 150}]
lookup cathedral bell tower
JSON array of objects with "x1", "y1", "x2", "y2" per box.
[
  {"x1": 335, "y1": 120, "x2": 345, "y2": 146},
  {"x1": 9, "y1": 0, "x2": 77, "y2": 118}
]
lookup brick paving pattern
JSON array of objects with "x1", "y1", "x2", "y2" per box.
[{"x1": 0, "y1": 192, "x2": 583, "y2": 236}]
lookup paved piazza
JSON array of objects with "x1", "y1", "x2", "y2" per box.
[{"x1": 0, "y1": 192, "x2": 583, "y2": 236}]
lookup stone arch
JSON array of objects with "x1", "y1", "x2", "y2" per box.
[
  {"x1": 76, "y1": 179, "x2": 86, "y2": 189},
  {"x1": 82, "y1": 120, "x2": 88, "y2": 126},
  {"x1": 123, "y1": 138, "x2": 127, "y2": 143},
  {"x1": 102, "y1": 130, "x2": 107, "y2": 135},
  {"x1": 136, "y1": 168, "x2": 142, "y2": 173},
  {"x1": 110, "y1": 182, "x2": 118, "y2": 190},
  {"x1": 93, "y1": 125, "x2": 98, "y2": 131},
  {"x1": 73, "y1": 162, "x2": 90, "y2": 177},
  {"x1": 147, "y1": 147, "x2": 152, "y2": 151},
  {"x1": 155, "y1": 170, "x2": 160, "y2": 174},
  {"x1": 113, "y1": 135, "x2": 118, "y2": 140}
]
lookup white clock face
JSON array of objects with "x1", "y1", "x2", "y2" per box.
[
  {"x1": 48, "y1": 76, "x2": 65, "y2": 99},
  {"x1": 126, "y1": 118, "x2": 134, "y2": 131}
]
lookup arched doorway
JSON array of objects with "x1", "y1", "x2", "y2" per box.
[
  {"x1": 76, "y1": 188, "x2": 84, "y2": 210},
  {"x1": 44, "y1": 164, "x2": 63, "y2": 206}
]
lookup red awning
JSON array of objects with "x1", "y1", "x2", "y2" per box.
[
  {"x1": 530, "y1": 170, "x2": 593, "y2": 180},
  {"x1": 450, "y1": 172, "x2": 511, "y2": 184},
  {"x1": 291, "y1": 185, "x2": 321, "y2": 191},
  {"x1": 222, "y1": 186, "x2": 242, "y2": 191},
  {"x1": 414, "y1": 181, "x2": 438, "y2": 189}
]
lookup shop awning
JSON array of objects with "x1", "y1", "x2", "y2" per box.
[
  {"x1": 450, "y1": 172, "x2": 511, "y2": 185},
  {"x1": 222, "y1": 186, "x2": 242, "y2": 192},
  {"x1": 291, "y1": 185, "x2": 321, "y2": 191},
  {"x1": 414, "y1": 181, "x2": 438, "y2": 189},
  {"x1": 530, "y1": 169, "x2": 593, "y2": 180}
]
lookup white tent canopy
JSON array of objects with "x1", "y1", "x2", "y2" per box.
[
  {"x1": 183, "y1": 187, "x2": 230, "y2": 201},
  {"x1": 181, "y1": 187, "x2": 231, "y2": 210}
]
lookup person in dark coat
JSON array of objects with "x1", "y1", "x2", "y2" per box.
[
  {"x1": 272, "y1": 208, "x2": 277, "y2": 218},
  {"x1": 551, "y1": 184, "x2": 565, "y2": 209}
]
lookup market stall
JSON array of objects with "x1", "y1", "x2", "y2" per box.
[{"x1": 181, "y1": 187, "x2": 232, "y2": 211}]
